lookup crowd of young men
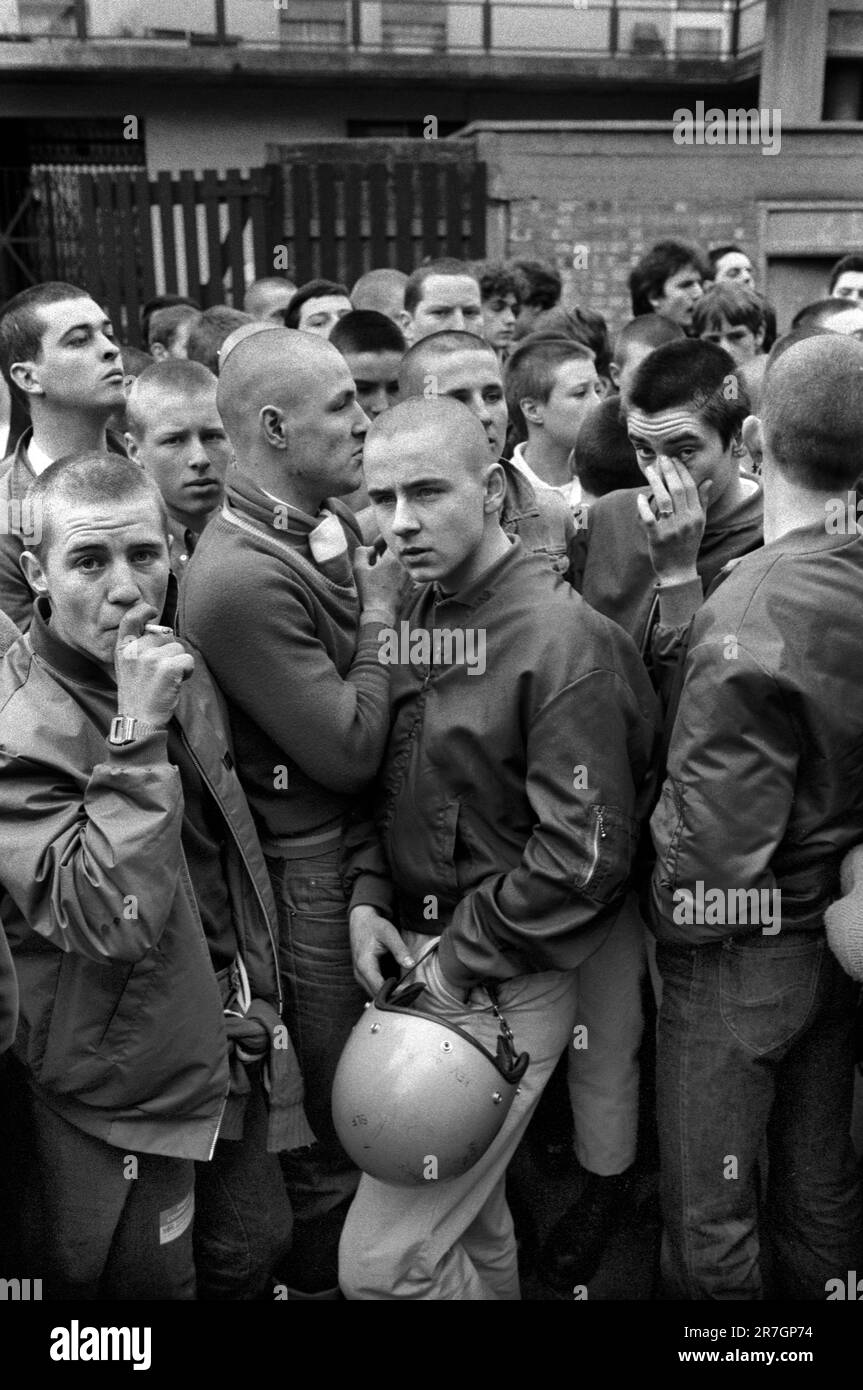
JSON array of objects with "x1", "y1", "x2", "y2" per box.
[{"x1": 0, "y1": 237, "x2": 861, "y2": 1301}]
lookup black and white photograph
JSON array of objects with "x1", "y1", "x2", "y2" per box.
[{"x1": 0, "y1": 0, "x2": 861, "y2": 1365}]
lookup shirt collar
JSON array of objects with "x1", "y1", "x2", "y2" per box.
[
  {"x1": 26, "y1": 437, "x2": 55, "y2": 477},
  {"x1": 510, "y1": 442, "x2": 582, "y2": 508}
]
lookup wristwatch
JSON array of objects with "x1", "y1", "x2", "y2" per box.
[{"x1": 108, "y1": 716, "x2": 163, "y2": 746}]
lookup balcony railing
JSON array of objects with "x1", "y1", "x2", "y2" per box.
[{"x1": 0, "y1": 1, "x2": 766, "y2": 61}]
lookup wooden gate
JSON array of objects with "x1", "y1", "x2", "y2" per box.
[
  {"x1": 76, "y1": 164, "x2": 283, "y2": 346},
  {"x1": 268, "y1": 139, "x2": 487, "y2": 285}
]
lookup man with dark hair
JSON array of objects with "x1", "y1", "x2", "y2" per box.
[
  {"x1": 148, "y1": 304, "x2": 198, "y2": 361},
  {"x1": 477, "y1": 263, "x2": 521, "y2": 361},
  {"x1": 399, "y1": 259, "x2": 483, "y2": 346},
  {"x1": 125, "y1": 360, "x2": 233, "y2": 578},
  {"x1": 283, "y1": 280, "x2": 352, "y2": 338},
  {"x1": 693, "y1": 282, "x2": 767, "y2": 366},
  {"x1": 0, "y1": 451, "x2": 309, "y2": 1298},
  {"x1": 244, "y1": 277, "x2": 298, "y2": 322},
  {"x1": 650, "y1": 334, "x2": 863, "y2": 1298},
  {"x1": 574, "y1": 395, "x2": 644, "y2": 503},
  {"x1": 508, "y1": 258, "x2": 562, "y2": 335},
  {"x1": 180, "y1": 327, "x2": 409, "y2": 1297},
  {"x1": 828, "y1": 252, "x2": 863, "y2": 302},
  {"x1": 629, "y1": 239, "x2": 710, "y2": 330},
  {"x1": 398, "y1": 330, "x2": 578, "y2": 577},
  {"x1": 350, "y1": 269, "x2": 407, "y2": 324},
  {"x1": 338, "y1": 396, "x2": 658, "y2": 1300},
  {"x1": 186, "y1": 307, "x2": 255, "y2": 376},
  {"x1": 140, "y1": 293, "x2": 200, "y2": 350},
  {"x1": 707, "y1": 243, "x2": 755, "y2": 290},
  {"x1": 0, "y1": 281, "x2": 129, "y2": 630},
  {"x1": 330, "y1": 310, "x2": 406, "y2": 422},
  {"x1": 791, "y1": 297, "x2": 863, "y2": 337},
  {"x1": 610, "y1": 315, "x2": 686, "y2": 399}
]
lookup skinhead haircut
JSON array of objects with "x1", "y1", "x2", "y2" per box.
[
  {"x1": 504, "y1": 334, "x2": 595, "y2": 437},
  {"x1": 828, "y1": 253, "x2": 863, "y2": 293},
  {"x1": 476, "y1": 263, "x2": 520, "y2": 304},
  {"x1": 613, "y1": 314, "x2": 685, "y2": 365},
  {"x1": 507, "y1": 259, "x2": 561, "y2": 311},
  {"x1": 628, "y1": 239, "x2": 711, "y2": 317},
  {"x1": 119, "y1": 345, "x2": 154, "y2": 379},
  {"x1": 140, "y1": 293, "x2": 199, "y2": 343},
  {"x1": 364, "y1": 394, "x2": 491, "y2": 479},
  {"x1": 186, "y1": 306, "x2": 253, "y2": 375},
  {"x1": 403, "y1": 259, "x2": 479, "y2": 316},
  {"x1": 760, "y1": 334, "x2": 863, "y2": 491},
  {"x1": 243, "y1": 277, "x2": 297, "y2": 313},
  {"x1": 0, "y1": 281, "x2": 92, "y2": 395},
  {"x1": 574, "y1": 395, "x2": 643, "y2": 497},
  {"x1": 626, "y1": 338, "x2": 750, "y2": 449},
  {"x1": 24, "y1": 450, "x2": 169, "y2": 563},
  {"x1": 147, "y1": 303, "x2": 199, "y2": 351},
  {"x1": 329, "y1": 310, "x2": 406, "y2": 358},
  {"x1": 283, "y1": 279, "x2": 350, "y2": 330},
  {"x1": 350, "y1": 268, "x2": 407, "y2": 309},
  {"x1": 692, "y1": 282, "x2": 766, "y2": 337},
  {"x1": 125, "y1": 359, "x2": 218, "y2": 438},
  {"x1": 397, "y1": 329, "x2": 496, "y2": 396},
  {"x1": 791, "y1": 298, "x2": 863, "y2": 332},
  {"x1": 765, "y1": 325, "x2": 832, "y2": 373}
]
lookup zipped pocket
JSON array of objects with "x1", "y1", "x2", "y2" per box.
[{"x1": 574, "y1": 804, "x2": 640, "y2": 903}]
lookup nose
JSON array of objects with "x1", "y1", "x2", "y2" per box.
[
  {"x1": 353, "y1": 402, "x2": 370, "y2": 435},
  {"x1": 690, "y1": 282, "x2": 704, "y2": 302},
  {"x1": 391, "y1": 495, "x2": 420, "y2": 536},
  {"x1": 367, "y1": 386, "x2": 389, "y2": 418},
  {"x1": 449, "y1": 309, "x2": 466, "y2": 331},
  {"x1": 188, "y1": 451, "x2": 211, "y2": 474},
  {"x1": 503, "y1": 307, "x2": 516, "y2": 326},
  {"x1": 100, "y1": 331, "x2": 120, "y2": 360},
  {"x1": 106, "y1": 561, "x2": 145, "y2": 605}
]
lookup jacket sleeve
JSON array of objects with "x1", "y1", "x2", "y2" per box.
[
  {"x1": 0, "y1": 529, "x2": 34, "y2": 632},
  {"x1": 342, "y1": 794, "x2": 396, "y2": 921},
  {"x1": 649, "y1": 635, "x2": 799, "y2": 943},
  {"x1": 0, "y1": 916, "x2": 18, "y2": 1054},
  {"x1": 438, "y1": 664, "x2": 660, "y2": 988},
  {"x1": 0, "y1": 731, "x2": 185, "y2": 964},
  {"x1": 185, "y1": 573, "x2": 391, "y2": 796}
]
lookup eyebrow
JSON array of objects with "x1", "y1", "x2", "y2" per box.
[
  {"x1": 627, "y1": 429, "x2": 702, "y2": 445},
  {"x1": 368, "y1": 476, "x2": 448, "y2": 496}
]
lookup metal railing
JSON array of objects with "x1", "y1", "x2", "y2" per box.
[{"x1": 0, "y1": 1, "x2": 766, "y2": 61}]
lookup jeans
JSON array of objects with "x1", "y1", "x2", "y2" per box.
[
  {"x1": 656, "y1": 932, "x2": 863, "y2": 1300},
  {"x1": 266, "y1": 841, "x2": 366, "y2": 1285},
  {"x1": 193, "y1": 1073, "x2": 293, "y2": 1300},
  {"x1": 339, "y1": 933, "x2": 581, "y2": 1300}
]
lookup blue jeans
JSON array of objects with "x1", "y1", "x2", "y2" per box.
[
  {"x1": 656, "y1": 932, "x2": 863, "y2": 1300},
  {"x1": 266, "y1": 843, "x2": 366, "y2": 1230}
]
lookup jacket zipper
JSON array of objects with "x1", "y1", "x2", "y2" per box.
[
  {"x1": 180, "y1": 729, "x2": 284, "y2": 1016},
  {"x1": 584, "y1": 806, "x2": 606, "y2": 887}
]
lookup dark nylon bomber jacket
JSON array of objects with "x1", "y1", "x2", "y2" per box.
[
  {"x1": 0, "y1": 596, "x2": 310, "y2": 1160},
  {"x1": 650, "y1": 522, "x2": 863, "y2": 946},
  {"x1": 344, "y1": 539, "x2": 661, "y2": 990}
]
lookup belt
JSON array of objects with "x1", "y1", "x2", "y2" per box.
[{"x1": 260, "y1": 823, "x2": 343, "y2": 858}]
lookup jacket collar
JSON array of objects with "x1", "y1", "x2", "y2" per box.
[{"x1": 430, "y1": 536, "x2": 521, "y2": 615}]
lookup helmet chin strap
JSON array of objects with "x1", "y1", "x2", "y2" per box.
[{"x1": 383, "y1": 947, "x2": 529, "y2": 1086}]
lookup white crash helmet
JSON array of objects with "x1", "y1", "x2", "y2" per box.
[{"x1": 332, "y1": 976, "x2": 529, "y2": 1186}]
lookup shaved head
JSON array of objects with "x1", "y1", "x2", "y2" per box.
[
  {"x1": 217, "y1": 327, "x2": 346, "y2": 445},
  {"x1": 351, "y1": 269, "x2": 407, "y2": 321},
  {"x1": 365, "y1": 395, "x2": 491, "y2": 476},
  {"x1": 398, "y1": 330, "x2": 496, "y2": 396},
  {"x1": 760, "y1": 334, "x2": 863, "y2": 489}
]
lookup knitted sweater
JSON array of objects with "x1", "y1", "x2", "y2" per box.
[{"x1": 178, "y1": 471, "x2": 392, "y2": 838}]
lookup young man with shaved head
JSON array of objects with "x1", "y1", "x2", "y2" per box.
[
  {"x1": 179, "y1": 326, "x2": 408, "y2": 1296},
  {"x1": 338, "y1": 396, "x2": 659, "y2": 1299},
  {"x1": 0, "y1": 453, "x2": 309, "y2": 1298},
  {"x1": 125, "y1": 360, "x2": 233, "y2": 578},
  {"x1": 397, "y1": 330, "x2": 577, "y2": 578},
  {"x1": 350, "y1": 268, "x2": 407, "y2": 325},
  {"x1": 0, "y1": 282, "x2": 129, "y2": 630},
  {"x1": 650, "y1": 334, "x2": 863, "y2": 1298},
  {"x1": 244, "y1": 276, "x2": 298, "y2": 322}
]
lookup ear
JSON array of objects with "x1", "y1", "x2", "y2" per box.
[
  {"x1": 398, "y1": 310, "x2": 415, "y2": 345},
  {"x1": 9, "y1": 360, "x2": 44, "y2": 399},
  {"x1": 150, "y1": 342, "x2": 169, "y2": 362},
  {"x1": 20, "y1": 550, "x2": 48, "y2": 597},
  {"x1": 741, "y1": 414, "x2": 763, "y2": 466},
  {"x1": 647, "y1": 292, "x2": 663, "y2": 314},
  {"x1": 483, "y1": 460, "x2": 507, "y2": 514},
  {"x1": 520, "y1": 395, "x2": 544, "y2": 427},
  {"x1": 754, "y1": 324, "x2": 766, "y2": 350},
  {"x1": 260, "y1": 404, "x2": 287, "y2": 450},
  {"x1": 608, "y1": 362, "x2": 621, "y2": 389},
  {"x1": 124, "y1": 432, "x2": 139, "y2": 463}
]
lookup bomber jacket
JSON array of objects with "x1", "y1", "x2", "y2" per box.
[
  {"x1": 0, "y1": 596, "x2": 310, "y2": 1160},
  {"x1": 344, "y1": 539, "x2": 660, "y2": 990},
  {"x1": 650, "y1": 521, "x2": 863, "y2": 946},
  {"x1": 0, "y1": 427, "x2": 127, "y2": 632}
]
